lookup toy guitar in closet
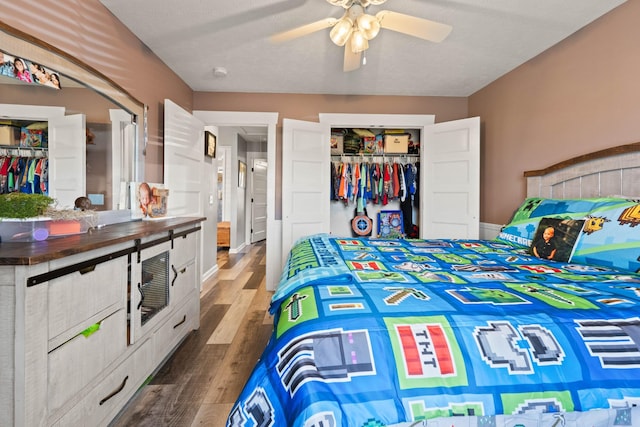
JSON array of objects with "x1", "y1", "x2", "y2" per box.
[{"x1": 351, "y1": 207, "x2": 373, "y2": 237}]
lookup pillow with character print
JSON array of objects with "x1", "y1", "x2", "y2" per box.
[
  {"x1": 529, "y1": 217, "x2": 585, "y2": 263},
  {"x1": 495, "y1": 197, "x2": 633, "y2": 249},
  {"x1": 570, "y1": 200, "x2": 640, "y2": 273}
]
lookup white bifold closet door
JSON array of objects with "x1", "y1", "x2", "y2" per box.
[
  {"x1": 281, "y1": 118, "x2": 331, "y2": 264},
  {"x1": 281, "y1": 115, "x2": 480, "y2": 259}
]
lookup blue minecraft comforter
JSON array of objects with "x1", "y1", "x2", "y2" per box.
[{"x1": 227, "y1": 234, "x2": 640, "y2": 427}]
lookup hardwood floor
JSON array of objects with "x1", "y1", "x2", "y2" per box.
[{"x1": 110, "y1": 241, "x2": 272, "y2": 427}]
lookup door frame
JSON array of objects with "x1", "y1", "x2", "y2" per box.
[{"x1": 193, "y1": 111, "x2": 279, "y2": 290}]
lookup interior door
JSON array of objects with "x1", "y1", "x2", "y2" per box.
[
  {"x1": 109, "y1": 109, "x2": 135, "y2": 210},
  {"x1": 48, "y1": 114, "x2": 86, "y2": 209},
  {"x1": 164, "y1": 99, "x2": 204, "y2": 217},
  {"x1": 421, "y1": 116, "x2": 480, "y2": 239},
  {"x1": 251, "y1": 158, "x2": 267, "y2": 243},
  {"x1": 281, "y1": 119, "x2": 330, "y2": 263}
]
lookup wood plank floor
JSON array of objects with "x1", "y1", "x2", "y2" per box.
[{"x1": 110, "y1": 241, "x2": 272, "y2": 427}]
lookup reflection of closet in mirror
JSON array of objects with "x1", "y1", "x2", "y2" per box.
[
  {"x1": 0, "y1": 99, "x2": 132, "y2": 210},
  {"x1": 0, "y1": 23, "x2": 144, "y2": 212}
]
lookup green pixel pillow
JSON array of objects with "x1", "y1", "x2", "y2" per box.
[{"x1": 570, "y1": 200, "x2": 640, "y2": 273}]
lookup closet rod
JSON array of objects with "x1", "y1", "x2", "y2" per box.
[{"x1": 0, "y1": 145, "x2": 47, "y2": 157}]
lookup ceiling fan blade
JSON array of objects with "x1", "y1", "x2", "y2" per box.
[
  {"x1": 376, "y1": 10, "x2": 452, "y2": 42},
  {"x1": 270, "y1": 18, "x2": 338, "y2": 43},
  {"x1": 343, "y1": 45, "x2": 362, "y2": 72}
]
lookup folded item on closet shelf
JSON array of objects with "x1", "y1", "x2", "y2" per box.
[{"x1": 351, "y1": 128, "x2": 376, "y2": 137}]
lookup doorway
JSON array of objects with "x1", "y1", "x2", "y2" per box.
[
  {"x1": 194, "y1": 111, "x2": 278, "y2": 289},
  {"x1": 250, "y1": 157, "x2": 268, "y2": 243},
  {"x1": 216, "y1": 145, "x2": 231, "y2": 249},
  {"x1": 215, "y1": 128, "x2": 268, "y2": 251}
]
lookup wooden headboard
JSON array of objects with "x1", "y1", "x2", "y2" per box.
[{"x1": 525, "y1": 142, "x2": 640, "y2": 199}]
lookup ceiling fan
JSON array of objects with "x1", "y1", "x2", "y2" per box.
[{"x1": 271, "y1": 0, "x2": 452, "y2": 72}]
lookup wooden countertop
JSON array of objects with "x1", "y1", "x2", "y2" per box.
[{"x1": 0, "y1": 216, "x2": 205, "y2": 266}]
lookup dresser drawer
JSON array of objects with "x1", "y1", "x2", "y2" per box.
[
  {"x1": 171, "y1": 228, "x2": 197, "y2": 269},
  {"x1": 51, "y1": 336, "x2": 154, "y2": 427},
  {"x1": 154, "y1": 293, "x2": 199, "y2": 366},
  {"x1": 48, "y1": 309, "x2": 127, "y2": 415},
  {"x1": 48, "y1": 254, "x2": 127, "y2": 346},
  {"x1": 171, "y1": 258, "x2": 197, "y2": 307}
]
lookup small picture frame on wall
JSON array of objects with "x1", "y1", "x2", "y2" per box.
[
  {"x1": 205, "y1": 130, "x2": 217, "y2": 158},
  {"x1": 238, "y1": 161, "x2": 247, "y2": 188}
]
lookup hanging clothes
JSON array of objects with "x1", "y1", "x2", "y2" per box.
[
  {"x1": 370, "y1": 163, "x2": 379, "y2": 204},
  {"x1": 0, "y1": 151, "x2": 49, "y2": 195},
  {"x1": 329, "y1": 162, "x2": 338, "y2": 200},
  {"x1": 400, "y1": 164, "x2": 414, "y2": 235},
  {"x1": 382, "y1": 162, "x2": 391, "y2": 205},
  {"x1": 413, "y1": 161, "x2": 420, "y2": 208},
  {"x1": 399, "y1": 162, "x2": 407, "y2": 202},
  {"x1": 392, "y1": 162, "x2": 400, "y2": 199},
  {"x1": 331, "y1": 157, "x2": 418, "y2": 208}
]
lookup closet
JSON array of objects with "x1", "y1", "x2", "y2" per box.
[
  {"x1": 0, "y1": 121, "x2": 48, "y2": 196},
  {"x1": 281, "y1": 114, "x2": 480, "y2": 262},
  {"x1": 330, "y1": 127, "x2": 421, "y2": 238}
]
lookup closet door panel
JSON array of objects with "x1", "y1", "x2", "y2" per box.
[
  {"x1": 48, "y1": 113, "x2": 86, "y2": 209},
  {"x1": 421, "y1": 117, "x2": 480, "y2": 239},
  {"x1": 281, "y1": 119, "x2": 330, "y2": 263}
]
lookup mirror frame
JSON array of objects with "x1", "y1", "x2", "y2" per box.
[{"x1": 0, "y1": 20, "x2": 146, "y2": 206}]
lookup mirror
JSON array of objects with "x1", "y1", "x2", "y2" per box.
[{"x1": 0, "y1": 23, "x2": 144, "y2": 211}]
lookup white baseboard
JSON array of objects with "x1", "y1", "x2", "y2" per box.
[
  {"x1": 202, "y1": 264, "x2": 219, "y2": 284},
  {"x1": 229, "y1": 242, "x2": 247, "y2": 254},
  {"x1": 480, "y1": 222, "x2": 502, "y2": 240}
]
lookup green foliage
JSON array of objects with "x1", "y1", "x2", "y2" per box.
[{"x1": 0, "y1": 193, "x2": 54, "y2": 219}]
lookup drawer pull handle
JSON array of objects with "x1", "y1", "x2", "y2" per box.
[
  {"x1": 137, "y1": 282, "x2": 144, "y2": 310},
  {"x1": 171, "y1": 265, "x2": 187, "y2": 287},
  {"x1": 99, "y1": 375, "x2": 128, "y2": 406},
  {"x1": 173, "y1": 314, "x2": 186, "y2": 329},
  {"x1": 78, "y1": 265, "x2": 96, "y2": 274},
  {"x1": 81, "y1": 321, "x2": 102, "y2": 338}
]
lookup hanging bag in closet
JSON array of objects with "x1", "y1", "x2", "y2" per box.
[{"x1": 351, "y1": 207, "x2": 373, "y2": 237}]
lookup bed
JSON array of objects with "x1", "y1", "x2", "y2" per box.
[{"x1": 227, "y1": 142, "x2": 640, "y2": 427}]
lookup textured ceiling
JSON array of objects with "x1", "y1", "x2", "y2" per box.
[{"x1": 99, "y1": 0, "x2": 625, "y2": 97}]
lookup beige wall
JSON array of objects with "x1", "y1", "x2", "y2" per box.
[
  {"x1": 1, "y1": 84, "x2": 117, "y2": 123},
  {"x1": 469, "y1": 0, "x2": 640, "y2": 225},
  {"x1": 3, "y1": 0, "x2": 638, "y2": 227},
  {"x1": 0, "y1": 0, "x2": 193, "y2": 184},
  {"x1": 194, "y1": 94, "x2": 468, "y2": 219},
  {"x1": 193, "y1": 93, "x2": 468, "y2": 125}
]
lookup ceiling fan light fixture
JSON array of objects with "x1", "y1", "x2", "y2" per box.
[
  {"x1": 350, "y1": 29, "x2": 369, "y2": 53},
  {"x1": 330, "y1": 15, "x2": 354, "y2": 46},
  {"x1": 356, "y1": 13, "x2": 380, "y2": 40},
  {"x1": 326, "y1": 0, "x2": 352, "y2": 7}
]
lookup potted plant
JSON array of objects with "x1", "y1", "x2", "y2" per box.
[
  {"x1": 0, "y1": 193, "x2": 97, "y2": 242},
  {"x1": 0, "y1": 192, "x2": 54, "y2": 219}
]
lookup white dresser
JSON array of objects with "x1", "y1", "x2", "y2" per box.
[{"x1": 0, "y1": 217, "x2": 203, "y2": 427}]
